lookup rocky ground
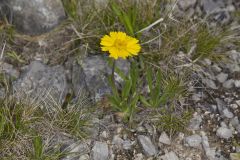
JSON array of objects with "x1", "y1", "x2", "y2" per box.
[{"x1": 0, "y1": 0, "x2": 240, "y2": 160}]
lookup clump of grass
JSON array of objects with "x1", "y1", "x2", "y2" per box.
[
  {"x1": 0, "y1": 96, "x2": 42, "y2": 159},
  {"x1": 0, "y1": 83, "x2": 92, "y2": 158},
  {"x1": 43, "y1": 94, "x2": 93, "y2": 139},
  {"x1": 140, "y1": 67, "x2": 187, "y2": 108},
  {"x1": 62, "y1": 0, "x2": 79, "y2": 20},
  {"x1": 155, "y1": 107, "x2": 193, "y2": 136},
  {"x1": 30, "y1": 135, "x2": 66, "y2": 160},
  {"x1": 193, "y1": 25, "x2": 224, "y2": 61}
]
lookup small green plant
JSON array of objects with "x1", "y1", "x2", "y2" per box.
[
  {"x1": 140, "y1": 67, "x2": 163, "y2": 108},
  {"x1": 6, "y1": 51, "x2": 26, "y2": 64},
  {"x1": 111, "y1": 1, "x2": 137, "y2": 36},
  {"x1": 0, "y1": 98, "x2": 38, "y2": 142},
  {"x1": 46, "y1": 97, "x2": 92, "y2": 139},
  {"x1": 31, "y1": 135, "x2": 66, "y2": 160},
  {"x1": 193, "y1": 25, "x2": 223, "y2": 61},
  {"x1": 62, "y1": 0, "x2": 78, "y2": 20},
  {"x1": 0, "y1": 97, "x2": 42, "y2": 159},
  {"x1": 140, "y1": 68, "x2": 187, "y2": 108},
  {"x1": 108, "y1": 61, "x2": 140, "y2": 123},
  {"x1": 155, "y1": 107, "x2": 192, "y2": 136}
]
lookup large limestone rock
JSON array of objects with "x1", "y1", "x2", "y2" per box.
[
  {"x1": 1, "y1": 0, "x2": 66, "y2": 35},
  {"x1": 13, "y1": 61, "x2": 68, "y2": 105}
]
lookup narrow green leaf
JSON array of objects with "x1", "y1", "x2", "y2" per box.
[
  {"x1": 107, "y1": 76, "x2": 119, "y2": 100},
  {"x1": 146, "y1": 68, "x2": 153, "y2": 93},
  {"x1": 107, "y1": 96, "x2": 122, "y2": 111},
  {"x1": 140, "y1": 96, "x2": 151, "y2": 107},
  {"x1": 0, "y1": 113, "x2": 6, "y2": 136},
  {"x1": 33, "y1": 135, "x2": 43, "y2": 159},
  {"x1": 130, "y1": 62, "x2": 139, "y2": 93},
  {"x1": 122, "y1": 80, "x2": 132, "y2": 100},
  {"x1": 122, "y1": 13, "x2": 134, "y2": 36}
]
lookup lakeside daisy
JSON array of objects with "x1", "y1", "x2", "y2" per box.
[{"x1": 100, "y1": 31, "x2": 141, "y2": 59}]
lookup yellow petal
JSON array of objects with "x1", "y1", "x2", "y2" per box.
[
  {"x1": 109, "y1": 47, "x2": 119, "y2": 59},
  {"x1": 101, "y1": 35, "x2": 114, "y2": 47}
]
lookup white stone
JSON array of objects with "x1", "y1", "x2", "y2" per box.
[
  {"x1": 138, "y1": 135, "x2": 157, "y2": 156},
  {"x1": 92, "y1": 141, "x2": 109, "y2": 160},
  {"x1": 216, "y1": 127, "x2": 233, "y2": 139},
  {"x1": 185, "y1": 134, "x2": 202, "y2": 148},
  {"x1": 160, "y1": 151, "x2": 179, "y2": 160},
  {"x1": 159, "y1": 132, "x2": 171, "y2": 145},
  {"x1": 216, "y1": 73, "x2": 228, "y2": 83}
]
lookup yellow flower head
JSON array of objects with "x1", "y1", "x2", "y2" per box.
[{"x1": 100, "y1": 31, "x2": 141, "y2": 59}]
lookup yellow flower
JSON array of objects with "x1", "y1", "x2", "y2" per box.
[{"x1": 100, "y1": 31, "x2": 141, "y2": 59}]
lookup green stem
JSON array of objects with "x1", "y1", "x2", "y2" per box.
[{"x1": 112, "y1": 59, "x2": 116, "y2": 88}]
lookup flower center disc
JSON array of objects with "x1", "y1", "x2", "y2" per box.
[{"x1": 114, "y1": 40, "x2": 127, "y2": 49}]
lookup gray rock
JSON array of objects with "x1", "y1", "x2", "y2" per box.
[
  {"x1": 160, "y1": 151, "x2": 179, "y2": 160},
  {"x1": 227, "y1": 64, "x2": 240, "y2": 73},
  {"x1": 236, "y1": 100, "x2": 240, "y2": 107},
  {"x1": 202, "y1": 78, "x2": 218, "y2": 89},
  {"x1": 122, "y1": 140, "x2": 132, "y2": 150},
  {"x1": 185, "y1": 134, "x2": 202, "y2": 148},
  {"x1": 216, "y1": 98, "x2": 226, "y2": 113},
  {"x1": 201, "y1": 132, "x2": 216, "y2": 160},
  {"x1": 222, "y1": 108, "x2": 234, "y2": 119},
  {"x1": 205, "y1": 148, "x2": 217, "y2": 160},
  {"x1": 216, "y1": 73, "x2": 228, "y2": 83},
  {"x1": 0, "y1": 62, "x2": 20, "y2": 79},
  {"x1": 134, "y1": 153, "x2": 144, "y2": 160},
  {"x1": 112, "y1": 135, "x2": 124, "y2": 149},
  {"x1": 212, "y1": 64, "x2": 222, "y2": 72},
  {"x1": 79, "y1": 154, "x2": 90, "y2": 160},
  {"x1": 91, "y1": 141, "x2": 109, "y2": 160},
  {"x1": 178, "y1": 0, "x2": 197, "y2": 10},
  {"x1": 79, "y1": 55, "x2": 129, "y2": 101},
  {"x1": 230, "y1": 117, "x2": 240, "y2": 128},
  {"x1": 188, "y1": 114, "x2": 202, "y2": 130},
  {"x1": 201, "y1": 0, "x2": 225, "y2": 14},
  {"x1": 2, "y1": 0, "x2": 66, "y2": 35},
  {"x1": 234, "y1": 80, "x2": 240, "y2": 88},
  {"x1": 192, "y1": 93, "x2": 202, "y2": 102},
  {"x1": 216, "y1": 127, "x2": 233, "y2": 139},
  {"x1": 71, "y1": 61, "x2": 89, "y2": 99},
  {"x1": 159, "y1": 132, "x2": 171, "y2": 145},
  {"x1": 61, "y1": 141, "x2": 90, "y2": 160},
  {"x1": 137, "y1": 135, "x2": 157, "y2": 156},
  {"x1": 223, "y1": 79, "x2": 235, "y2": 89},
  {"x1": 13, "y1": 61, "x2": 68, "y2": 105}
]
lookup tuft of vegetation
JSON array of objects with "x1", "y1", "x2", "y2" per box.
[
  {"x1": 155, "y1": 107, "x2": 193, "y2": 136},
  {"x1": 193, "y1": 25, "x2": 224, "y2": 61},
  {"x1": 108, "y1": 61, "x2": 140, "y2": 123},
  {"x1": 0, "y1": 96, "x2": 42, "y2": 159},
  {"x1": 30, "y1": 135, "x2": 66, "y2": 160},
  {"x1": 140, "y1": 67, "x2": 187, "y2": 108},
  {"x1": 0, "y1": 90, "x2": 91, "y2": 159}
]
